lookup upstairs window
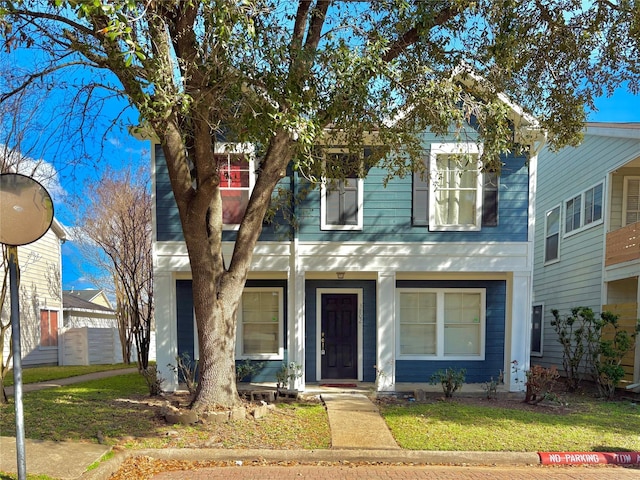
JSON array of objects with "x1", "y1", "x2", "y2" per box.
[
  {"x1": 429, "y1": 143, "x2": 483, "y2": 231},
  {"x1": 564, "y1": 181, "x2": 604, "y2": 235},
  {"x1": 544, "y1": 205, "x2": 561, "y2": 263},
  {"x1": 413, "y1": 149, "x2": 498, "y2": 229},
  {"x1": 216, "y1": 152, "x2": 254, "y2": 227},
  {"x1": 321, "y1": 152, "x2": 363, "y2": 230},
  {"x1": 623, "y1": 176, "x2": 640, "y2": 226}
]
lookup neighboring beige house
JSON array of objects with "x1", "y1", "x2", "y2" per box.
[
  {"x1": 1, "y1": 218, "x2": 67, "y2": 367},
  {"x1": 62, "y1": 290, "x2": 117, "y2": 329},
  {"x1": 59, "y1": 290, "x2": 123, "y2": 366}
]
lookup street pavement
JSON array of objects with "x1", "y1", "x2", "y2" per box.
[{"x1": 150, "y1": 464, "x2": 640, "y2": 479}]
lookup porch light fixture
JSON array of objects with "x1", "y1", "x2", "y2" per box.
[{"x1": 336, "y1": 272, "x2": 345, "y2": 279}]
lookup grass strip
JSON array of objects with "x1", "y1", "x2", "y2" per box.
[
  {"x1": 381, "y1": 400, "x2": 640, "y2": 452},
  {"x1": 3, "y1": 364, "x2": 134, "y2": 386}
]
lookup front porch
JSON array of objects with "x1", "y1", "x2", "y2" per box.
[{"x1": 237, "y1": 381, "x2": 514, "y2": 398}]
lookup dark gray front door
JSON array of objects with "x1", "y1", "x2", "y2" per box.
[{"x1": 321, "y1": 293, "x2": 358, "y2": 379}]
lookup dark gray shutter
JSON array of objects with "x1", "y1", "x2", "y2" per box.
[
  {"x1": 326, "y1": 179, "x2": 358, "y2": 225},
  {"x1": 325, "y1": 186, "x2": 342, "y2": 224},
  {"x1": 482, "y1": 171, "x2": 498, "y2": 227},
  {"x1": 531, "y1": 304, "x2": 543, "y2": 356},
  {"x1": 342, "y1": 179, "x2": 359, "y2": 225}
]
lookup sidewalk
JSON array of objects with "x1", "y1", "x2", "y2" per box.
[
  {"x1": 3, "y1": 367, "x2": 138, "y2": 396},
  {"x1": 1, "y1": 368, "x2": 137, "y2": 479}
]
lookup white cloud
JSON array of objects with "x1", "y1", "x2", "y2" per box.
[{"x1": 0, "y1": 144, "x2": 67, "y2": 205}]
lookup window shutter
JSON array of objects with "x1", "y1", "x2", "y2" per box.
[
  {"x1": 412, "y1": 167, "x2": 429, "y2": 226},
  {"x1": 482, "y1": 171, "x2": 498, "y2": 227},
  {"x1": 325, "y1": 187, "x2": 342, "y2": 224},
  {"x1": 50, "y1": 311, "x2": 58, "y2": 346},
  {"x1": 531, "y1": 304, "x2": 543, "y2": 356},
  {"x1": 342, "y1": 180, "x2": 359, "y2": 225}
]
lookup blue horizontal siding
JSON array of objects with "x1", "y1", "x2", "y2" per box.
[
  {"x1": 154, "y1": 145, "x2": 292, "y2": 242},
  {"x1": 395, "y1": 280, "x2": 506, "y2": 384},
  {"x1": 175, "y1": 279, "x2": 289, "y2": 384},
  {"x1": 236, "y1": 360, "x2": 285, "y2": 383},
  {"x1": 297, "y1": 152, "x2": 529, "y2": 243},
  {"x1": 155, "y1": 139, "x2": 529, "y2": 243}
]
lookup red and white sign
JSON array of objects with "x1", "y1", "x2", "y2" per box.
[{"x1": 539, "y1": 452, "x2": 640, "y2": 465}]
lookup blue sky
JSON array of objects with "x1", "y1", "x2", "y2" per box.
[{"x1": 587, "y1": 88, "x2": 640, "y2": 123}]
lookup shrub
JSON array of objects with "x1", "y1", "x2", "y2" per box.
[
  {"x1": 168, "y1": 353, "x2": 198, "y2": 395},
  {"x1": 552, "y1": 306, "x2": 639, "y2": 398},
  {"x1": 430, "y1": 368, "x2": 466, "y2": 398},
  {"x1": 275, "y1": 362, "x2": 303, "y2": 393},
  {"x1": 235, "y1": 359, "x2": 265, "y2": 382},
  {"x1": 524, "y1": 365, "x2": 559, "y2": 404},
  {"x1": 482, "y1": 370, "x2": 503, "y2": 400},
  {"x1": 589, "y1": 311, "x2": 639, "y2": 399},
  {"x1": 550, "y1": 307, "x2": 593, "y2": 391},
  {"x1": 141, "y1": 365, "x2": 163, "y2": 396}
]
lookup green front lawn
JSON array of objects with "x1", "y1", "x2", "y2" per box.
[
  {"x1": 1, "y1": 366, "x2": 638, "y2": 453},
  {"x1": 0, "y1": 372, "x2": 329, "y2": 449},
  {"x1": 381, "y1": 398, "x2": 640, "y2": 452}
]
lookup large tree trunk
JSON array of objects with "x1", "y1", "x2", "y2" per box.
[
  {"x1": 186, "y1": 217, "x2": 244, "y2": 410},
  {"x1": 161, "y1": 118, "x2": 294, "y2": 409}
]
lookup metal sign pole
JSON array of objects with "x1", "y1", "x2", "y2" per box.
[
  {"x1": 8, "y1": 245, "x2": 26, "y2": 480},
  {"x1": 0, "y1": 173, "x2": 54, "y2": 480}
]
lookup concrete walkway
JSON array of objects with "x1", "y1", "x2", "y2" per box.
[
  {"x1": 0, "y1": 436, "x2": 110, "y2": 480},
  {"x1": 3, "y1": 367, "x2": 138, "y2": 396},
  {"x1": 321, "y1": 393, "x2": 399, "y2": 449}
]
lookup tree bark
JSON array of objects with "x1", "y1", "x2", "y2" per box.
[{"x1": 159, "y1": 117, "x2": 294, "y2": 409}]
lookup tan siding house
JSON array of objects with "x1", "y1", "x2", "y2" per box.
[{"x1": 1, "y1": 219, "x2": 67, "y2": 367}]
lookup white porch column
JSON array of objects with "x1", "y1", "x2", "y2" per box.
[
  {"x1": 155, "y1": 272, "x2": 178, "y2": 391},
  {"x1": 508, "y1": 271, "x2": 532, "y2": 392},
  {"x1": 635, "y1": 283, "x2": 640, "y2": 384},
  {"x1": 376, "y1": 272, "x2": 396, "y2": 391},
  {"x1": 288, "y1": 239, "x2": 306, "y2": 390}
]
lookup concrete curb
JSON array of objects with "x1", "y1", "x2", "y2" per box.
[{"x1": 81, "y1": 448, "x2": 542, "y2": 479}]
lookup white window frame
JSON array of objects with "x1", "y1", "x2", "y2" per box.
[
  {"x1": 544, "y1": 204, "x2": 561, "y2": 265},
  {"x1": 428, "y1": 143, "x2": 483, "y2": 231},
  {"x1": 563, "y1": 180, "x2": 604, "y2": 237},
  {"x1": 396, "y1": 288, "x2": 486, "y2": 360},
  {"x1": 622, "y1": 176, "x2": 640, "y2": 226},
  {"x1": 235, "y1": 287, "x2": 284, "y2": 360},
  {"x1": 215, "y1": 143, "x2": 256, "y2": 231},
  {"x1": 320, "y1": 150, "x2": 364, "y2": 231}
]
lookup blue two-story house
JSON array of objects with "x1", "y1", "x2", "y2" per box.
[{"x1": 152, "y1": 104, "x2": 544, "y2": 393}]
